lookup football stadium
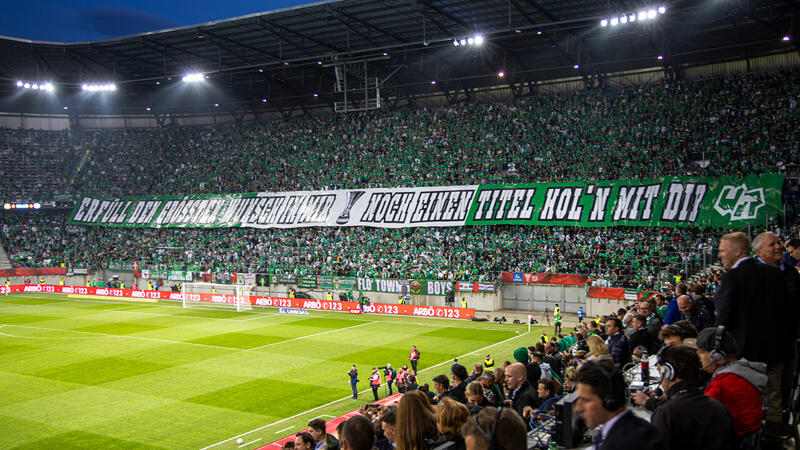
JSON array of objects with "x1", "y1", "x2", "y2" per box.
[{"x1": 1, "y1": 0, "x2": 799, "y2": 449}]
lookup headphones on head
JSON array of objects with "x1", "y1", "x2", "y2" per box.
[
  {"x1": 594, "y1": 362, "x2": 625, "y2": 411},
  {"x1": 709, "y1": 325, "x2": 727, "y2": 365},
  {"x1": 656, "y1": 346, "x2": 676, "y2": 382},
  {"x1": 474, "y1": 406, "x2": 505, "y2": 450}
]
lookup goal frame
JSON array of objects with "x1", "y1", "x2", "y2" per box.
[{"x1": 181, "y1": 282, "x2": 254, "y2": 311}]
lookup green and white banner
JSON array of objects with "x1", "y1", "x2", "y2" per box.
[{"x1": 68, "y1": 174, "x2": 783, "y2": 229}]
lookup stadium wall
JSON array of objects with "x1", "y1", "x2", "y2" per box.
[
  {"x1": 502, "y1": 284, "x2": 586, "y2": 314},
  {"x1": 2, "y1": 52, "x2": 798, "y2": 131}
]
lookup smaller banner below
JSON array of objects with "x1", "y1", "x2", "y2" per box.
[
  {"x1": 501, "y1": 272, "x2": 589, "y2": 286},
  {"x1": 0, "y1": 267, "x2": 67, "y2": 277}
]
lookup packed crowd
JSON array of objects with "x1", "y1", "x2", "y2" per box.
[
  {"x1": 319, "y1": 232, "x2": 797, "y2": 449},
  {"x1": 0, "y1": 70, "x2": 798, "y2": 202},
  {"x1": 2, "y1": 211, "x2": 761, "y2": 288}
]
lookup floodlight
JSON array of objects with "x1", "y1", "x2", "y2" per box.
[
  {"x1": 474, "y1": 35, "x2": 484, "y2": 45},
  {"x1": 657, "y1": 54, "x2": 664, "y2": 60},
  {"x1": 647, "y1": 9, "x2": 657, "y2": 19},
  {"x1": 460, "y1": 38, "x2": 466, "y2": 45},
  {"x1": 629, "y1": 14, "x2": 636, "y2": 22},
  {"x1": 16, "y1": 81, "x2": 23, "y2": 87},
  {"x1": 610, "y1": 17, "x2": 619, "y2": 26},
  {"x1": 44, "y1": 83, "x2": 54, "y2": 91},
  {"x1": 537, "y1": 30, "x2": 542, "y2": 35},
  {"x1": 313, "y1": 93, "x2": 318, "y2": 97},
  {"x1": 261, "y1": 98, "x2": 267, "y2": 102},
  {"x1": 467, "y1": 37, "x2": 474, "y2": 45},
  {"x1": 658, "y1": 6, "x2": 666, "y2": 14},
  {"x1": 63, "y1": 106, "x2": 68, "y2": 110},
  {"x1": 638, "y1": 11, "x2": 647, "y2": 20},
  {"x1": 258, "y1": 68, "x2": 263, "y2": 72},
  {"x1": 498, "y1": 71, "x2": 505, "y2": 77},
  {"x1": 431, "y1": 80, "x2": 437, "y2": 84},
  {"x1": 783, "y1": 35, "x2": 791, "y2": 41},
  {"x1": 620, "y1": 16, "x2": 628, "y2": 24},
  {"x1": 574, "y1": 64, "x2": 580, "y2": 69},
  {"x1": 32, "y1": 83, "x2": 39, "y2": 90},
  {"x1": 182, "y1": 73, "x2": 204, "y2": 82},
  {"x1": 453, "y1": 39, "x2": 459, "y2": 46},
  {"x1": 600, "y1": 19, "x2": 608, "y2": 27},
  {"x1": 213, "y1": 103, "x2": 219, "y2": 107},
  {"x1": 146, "y1": 107, "x2": 151, "y2": 111},
  {"x1": 317, "y1": 60, "x2": 322, "y2": 64}
]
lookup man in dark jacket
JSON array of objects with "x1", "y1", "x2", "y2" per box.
[
  {"x1": 715, "y1": 232, "x2": 790, "y2": 423},
  {"x1": 629, "y1": 314, "x2": 657, "y2": 355},
  {"x1": 575, "y1": 358, "x2": 666, "y2": 450},
  {"x1": 605, "y1": 317, "x2": 631, "y2": 366},
  {"x1": 676, "y1": 295, "x2": 713, "y2": 332},
  {"x1": 503, "y1": 362, "x2": 539, "y2": 428},
  {"x1": 651, "y1": 346, "x2": 737, "y2": 450},
  {"x1": 449, "y1": 363, "x2": 468, "y2": 403}
]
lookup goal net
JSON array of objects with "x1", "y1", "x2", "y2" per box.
[{"x1": 181, "y1": 283, "x2": 254, "y2": 311}]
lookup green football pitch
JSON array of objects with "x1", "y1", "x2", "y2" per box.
[{"x1": 0, "y1": 293, "x2": 545, "y2": 449}]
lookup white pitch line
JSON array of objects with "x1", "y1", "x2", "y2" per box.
[
  {"x1": 238, "y1": 438, "x2": 261, "y2": 448},
  {"x1": 200, "y1": 329, "x2": 531, "y2": 450},
  {"x1": 245, "y1": 321, "x2": 377, "y2": 352},
  {"x1": 274, "y1": 426, "x2": 293, "y2": 434},
  {"x1": 101, "y1": 309, "x2": 280, "y2": 322},
  {"x1": 0, "y1": 323, "x2": 245, "y2": 351}
]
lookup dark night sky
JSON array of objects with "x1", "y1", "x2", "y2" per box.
[{"x1": 0, "y1": 0, "x2": 320, "y2": 42}]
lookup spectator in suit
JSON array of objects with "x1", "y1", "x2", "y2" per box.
[
  {"x1": 575, "y1": 358, "x2": 666, "y2": 450},
  {"x1": 676, "y1": 295, "x2": 713, "y2": 332},
  {"x1": 503, "y1": 362, "x2": 540, "y2": 427},
  {"x1": 714, "y1": 231, "x2": 790, "y2": 423},
  {"x1": 753, "y1": 231, "x2": 800, "y2": 416},
  {"x1": 605, "y1": 317, "x2": 631, "y2": 366}
]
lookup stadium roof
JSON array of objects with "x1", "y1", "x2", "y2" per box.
[{"x1": 0, "y1": 0, "x2": 797, "y2": 117}]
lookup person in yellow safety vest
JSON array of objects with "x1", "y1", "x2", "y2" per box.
[
  {"x1": 460, "y1": 297, "x2": 467, "y2": 308},
  {"x1": 5, "y1": 279, "x2": 10, "y2": 287},
  {"x1": 326, "y1": 291, "x2": 333, "y2": 301},
  {"x1": 86, "y1": 281, "x2": 91, "y2": 287},
  {"x1": 40, "y1": 278, "x2": 45, "y2": 285},
  {"x1": 289, "y1": 288, "x2": 295, "y2": 298},
  {"x1": 594, "y1": 315, "x2": 601, "y2": 325},
  {"x1": 540, "y1": 331, "x2": 548, "y2": 344},
  {"x1": 59, "y1": 279, "x2": 64, "y2": 286},
  {"x1": 483, "y1": 354, "x2": 495, "y2": 369},
  {"x1": 148, "y1": 282, "x2": 153, "y2": 290},
  {"x1": 554, "y1": 305, "x2": 563, "y2": 335},
  {"x1": 120, "y1": 283, "x2": 125, "y2": 289}
]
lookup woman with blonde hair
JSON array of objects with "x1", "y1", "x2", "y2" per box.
[
  {"x1": 586, "y1": 334, "x2": 609, "y2": 358},
  {"x1": 396, "y1": 390, "x2": 438, "y2": 450},
  {"x1": 428, "y1": 397, "x2": 468, "y2": 450}
]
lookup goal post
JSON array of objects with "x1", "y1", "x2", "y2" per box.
[{"x1": 181, "y1": 282, "x2": 254, "y2": 311}]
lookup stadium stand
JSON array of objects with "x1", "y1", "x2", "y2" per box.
[{"x1": 1, "y1": 69, "x2": 799, "y2": 290}]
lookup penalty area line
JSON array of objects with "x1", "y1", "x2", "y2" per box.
[{"x1": 200, "y1": 329, "x2": 531, "y2": 450}]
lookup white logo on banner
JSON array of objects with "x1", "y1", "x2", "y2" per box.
[{"x1": 713, "y1": 184, "x2": 766, "y2": 221}]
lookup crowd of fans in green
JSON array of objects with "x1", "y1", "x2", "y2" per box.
[
  {"x1": 1, "y1": 69, "x2": 799, "y2": 289},
  {"x1": 1, "y1": 70, "x2": 798, "y2": 201}
]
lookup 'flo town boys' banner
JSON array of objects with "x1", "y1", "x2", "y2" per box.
[{"x1": 68, "y1": 174, "x2": 783, "y2": 229}]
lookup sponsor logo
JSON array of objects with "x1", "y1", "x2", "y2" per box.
[
  {"x1": 412, "y1": 306, "x2": 436, "y2": 317},
  {"x1": 61, "y1": 286, "x2": 75, "y2": 294},
  {"x1": 132, "y1": 290, "x2": 145, "y2": 298},
  {"x1": 302, "y1": 300, "x2": 322, "y2": 310},
  {"x1": 169, "y1": 293, "x2": 183, "y2": 300},
  {"x1": 349, "y1": 309, "x2": 362, "y2": 314},
  {"x1": 713, "y1": 184, "x2": 766, "y2": 221},
  {"x1": 278, "y1": 308, "x2": 309, "y2": 315},
  {"x1": 512, "y1": 272, "x2": 523, "y2": 283},
  {"x1": 95, "y1": 289, "x2": 108, "y2": 296},
  {"x1": 23, "y1": 285, "x2": 42, "y2": 292},
  {"x1": 409, "y1": 280, "x2": 422, "y2": 294}
]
